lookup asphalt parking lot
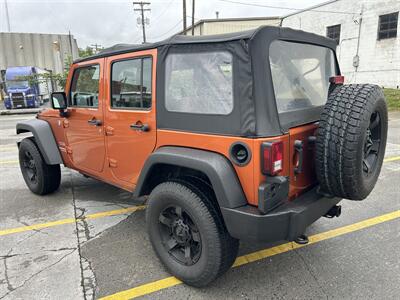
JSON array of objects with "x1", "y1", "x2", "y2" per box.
[{"x1": 0, "y1": 112, "x2": 399, "y2": 300}]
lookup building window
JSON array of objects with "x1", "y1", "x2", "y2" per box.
[
  {"x1": 326, "y1": 24, "x2": 341, "y2": 44},
  {"x1": 378, "y1": 12, "x2": 398, "y2": 40}
]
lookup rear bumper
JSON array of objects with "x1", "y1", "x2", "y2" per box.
[{"x1": 221, "y1": 187, "x2": 341, "y2": 242}]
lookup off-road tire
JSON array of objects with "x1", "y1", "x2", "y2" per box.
[
  {"x1": 316, "y1": 84, "x2": 388, "y2": 200},
  {"x1": 19, "y1": 138, "x2": 61, "y2": 195},
  {"x1": 146, "y1": 181, "x2": 239, "y2": 287}
]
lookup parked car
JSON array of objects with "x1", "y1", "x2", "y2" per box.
[
  {"x1": 16, "y1": 26, "x2": 388, "y2": 287},
  {"x1": 4, "y1": 66, "x2": 52, "y2": 109}
]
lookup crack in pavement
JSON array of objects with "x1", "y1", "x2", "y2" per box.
[
  {"x1": 70, "y1": 172, "x2": 96, "y2": 300},
  {"x1": 0, "y1": 249, "x2": 76, "y2": 300},
  {"x1": 294, "y1": 249, "x2": 329, "y2": 299},
  {"x1": 0, "y1": 247, "x2": 77, "y2": 260},
  {"x1": 2, "y1": 250, "x2": 15, "y2": 294}
]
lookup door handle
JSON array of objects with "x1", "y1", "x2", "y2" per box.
[
  {"x1": 130, "y1": 122, "x2": 150, "y2": 132},
  {"x1": 294, "y1": 140, "x2": 303, "y2": 174},
  {"x1": 88, "y1": 119, "x2": 102, "y2": 126}
]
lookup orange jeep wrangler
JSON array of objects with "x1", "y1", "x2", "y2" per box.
[{"x1": 16, "y1": 26, "x2": 388, "y2": 287}]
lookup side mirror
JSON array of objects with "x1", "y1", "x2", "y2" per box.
[{"x1": 51, "y1": 92, "x2": 67, "y2": 110}]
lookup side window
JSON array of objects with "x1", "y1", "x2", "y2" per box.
[
  {"x1": 70, "y1": 65, "x2": 100, "y2": 108},
  {"x1": 111, "y1": 57, "x2": 152, "y2": 109},
  {"x1": 165, "y1": 51, "x2": 233, "y2": 115}
]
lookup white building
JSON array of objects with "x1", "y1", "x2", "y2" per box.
[
  {"x1": 180, "y1": 17, "x2": 281, "y2": 36},
  {"x1": 282, "y1": 0, "x2": 399, "y2": 88}
]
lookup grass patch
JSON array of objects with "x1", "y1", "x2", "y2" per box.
[{"x1": 383, "y1": 88, "x2": 400, "y2": 111}]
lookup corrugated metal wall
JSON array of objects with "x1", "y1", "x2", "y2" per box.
[{"x1": 0, "y1": 32, "x2": 79, "y2": 74}]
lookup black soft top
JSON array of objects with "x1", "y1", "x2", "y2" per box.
[
  {"x1": 74, "y1": 26, "x2": 336, "y2": 63},
  {"x1": 74, "y1": 26, "x2": 338, "y2": 137}
]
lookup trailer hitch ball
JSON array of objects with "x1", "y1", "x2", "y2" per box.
[{"x1": 324, "y1": 205, "x2": 342, "y2": 218}]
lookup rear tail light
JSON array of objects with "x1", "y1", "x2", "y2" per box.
[
  {"x1": 261, "y1": 141, "x2": 283, "y2": 175},
  {"x1": 329, "y1": 75, "x2": 345, "y2": 85}
]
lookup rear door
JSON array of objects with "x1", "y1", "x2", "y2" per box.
[
  {"x1": 104, "y1": 49, "x2": 157, "y2": 186},
  {"x1": 64, "y1": 61, "x2": 106, "y2": 174},
  {"x1": 269, "y1": 40, "x2": 336, "y2": 198}
]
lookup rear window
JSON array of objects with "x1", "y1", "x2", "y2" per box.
[
  {"x1": 165, "y1": 51, "x2": 233, "y2": 115},
  {"x1": 269, "y1": 40, "x2": 336, "y2": 113}
]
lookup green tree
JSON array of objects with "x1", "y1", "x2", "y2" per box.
[{"x1": 78, "y1": 46, "x2": 95, "y2": 58}]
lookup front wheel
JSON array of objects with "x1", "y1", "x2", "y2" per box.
[
  {"x1": 146, "y1": 181, "x2": 239, "y2": 287},
  {"x1": 19, "y1": 138, "x2": 61, "y2": 195}
]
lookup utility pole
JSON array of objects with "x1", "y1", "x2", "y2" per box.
[
  {"x1": 68, "y1": 30, "x2": 74, "y2": 58},
  {"x1": 5, "y1": 0, "x2": 11, "y2": 32},
  {"x1": 90, "y1": 44, "x2": 102, "y2": 53},
  {"x1": 191, "y1": 0, "x2": 195, "y2": 35},
  {"x1": 133, "y1": 1, "x2": 151, "y2": 44},
  {"x1": 182, "y1": 0, "x2": 187, "y2": 34}
]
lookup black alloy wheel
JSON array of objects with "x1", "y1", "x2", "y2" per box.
[
  {"x1": 363, "y1": 111, "x2": 381, "y2": 177},
  {"x1": 158, "y1": 205, "x2": 202, "y2": 266},
  {"x1": 21, "y1": 150, "x2": 38, "y2": 184}
]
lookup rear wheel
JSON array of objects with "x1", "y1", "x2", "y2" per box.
[
  {"x1": 316, "y1": 84, "x2": 388, "y2": 200},
  {"x1": 146, "y1": 181, "x2": 239, "y2": 287},
  {"x1": 19, "y1": 138, "x2": 61, "y2": 195}
]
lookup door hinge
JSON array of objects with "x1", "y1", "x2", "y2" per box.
[
  {"x1": 66, "y1": 146, "x2": 73, "y2": 154},
  {"x1": 105, "y1": 126, "x2": 114, "y2": 136},
  {"x1": 108, "y1": 158, "x2": 118, "y2": 168}
]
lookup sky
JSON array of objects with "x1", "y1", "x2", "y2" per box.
[{"x1": 1, "y1": 0, "x2": 329, "y2": 48}]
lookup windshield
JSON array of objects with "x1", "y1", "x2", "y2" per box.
[
  {"x1": 7, "y1": 80, "x2": 29, "y2": 89},
  {"x1": 269, "y1": 40, "x2": 336, "y2": 113}
]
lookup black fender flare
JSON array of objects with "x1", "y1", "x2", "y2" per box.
[
  {"x1": 16, "y1": 119, "x2": 63, "y2": 165},
  {"x1": 134, "y1": 146, "x2": 248, "y2": 209}
]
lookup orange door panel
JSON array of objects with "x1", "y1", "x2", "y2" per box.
[
  {"x1": 104, "y1": 49, "x2": 157, "y2": 185},
  {"x1": 64, "y1": 60, "x2": 106, "y2": 174}
]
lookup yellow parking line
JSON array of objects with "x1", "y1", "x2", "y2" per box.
[
  {"x1": 0, "y1": 147, "x2": 17, "y2": 152},
  {"x1": 100, "y1": 209, "x2": 400, "y2": 300},
  {"x1": 0, "y1": 160, "x2": 19, "y2": 165},
  {"x1": 384, "y1": 156, "x2": 400, "y2": 163},
  {"x1": 0, "y1": 205, "x2": 146, "y2": 237}
]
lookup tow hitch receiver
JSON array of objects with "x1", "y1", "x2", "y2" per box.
[{"x1": 324, "y1": 205, "x2": 342, "y2": 218}]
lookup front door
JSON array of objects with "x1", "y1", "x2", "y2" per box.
[
  {"x1": 104, "y1": 50, "x2": 157, "y2": 186},
  {"x1": 64, "y1": 61, "x2": 106, "y2": 174}
]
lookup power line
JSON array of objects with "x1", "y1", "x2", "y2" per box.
[
  {"x1": 150, "y1": 19, "x2": 183, "y2": 40},
  {"x1": 151, "y1": 0, "x2": 176, "y2": 22},
  {"x1": 217, "y1": 0, "x2": 357, "y2": 16},
  {"x1": 133, "y1": 1, "x2": 151, "y2": 43}
]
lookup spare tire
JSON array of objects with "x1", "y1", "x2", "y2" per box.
[{"x1": 316, "y1": 84, "x2": 388, "y2": 200}]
